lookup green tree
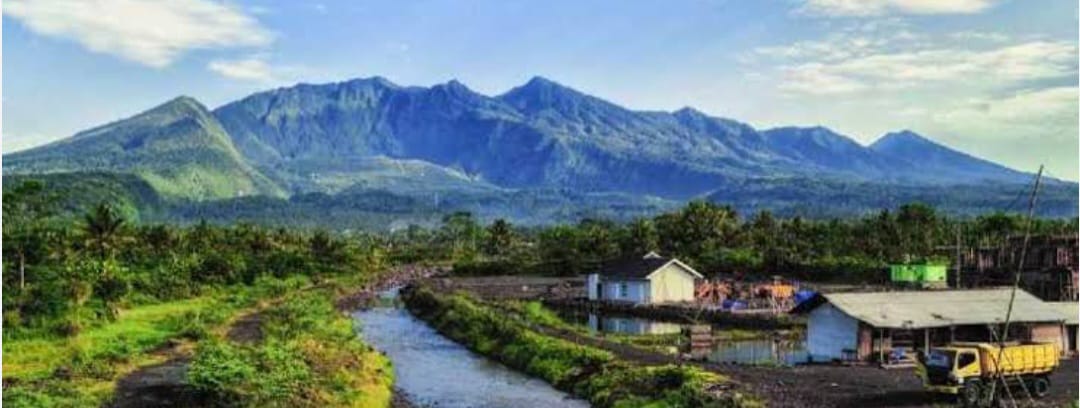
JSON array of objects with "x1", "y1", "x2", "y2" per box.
[
  {"x1": 622, "y1": 217, "x2": 659, "y2": 256},
  {"x1": 441, "y1": 212, "x2": 481, "y2": 261},
  {"x1": 537, "y1": 225, "x2": 584, "y2": 275},
  {"x1": 484, "y1": 219, "x2": 515, "y2": 257},
  {"x1": 82, "y1": 202, "x2": 127, "y2": 260},
  {"x1": 2, "y1": 180, "x2": 58, "y2": 290},
  {"x1": 897, "y1": 202, "x2": 937, "y2": 257}
]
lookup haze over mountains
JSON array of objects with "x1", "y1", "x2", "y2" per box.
[{"x1": 4, "y1": 76, "x2": 1075, "y2": 224}]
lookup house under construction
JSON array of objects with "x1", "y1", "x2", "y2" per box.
[{"x1": 950, "y1": 235, "x2": 1078, "y2": 301}]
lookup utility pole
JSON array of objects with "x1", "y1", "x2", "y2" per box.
[{"x1": 990, "y1": 165, "x2": 1043, "y2": 408}]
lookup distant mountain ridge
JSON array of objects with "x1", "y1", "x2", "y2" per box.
[
  {"x1": 207, "y1": 76, "x2": 1046, "y2": 197},
  {"x1": 3, "y1": 75, "x2": 1071, "y2": 222},
  {"x1": 4, "y1": 97, "x2": 284, "y2": 200}
]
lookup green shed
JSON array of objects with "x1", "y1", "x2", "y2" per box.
[{"x1": 889, "y1": 264, "x2": 947, "y2": 286}]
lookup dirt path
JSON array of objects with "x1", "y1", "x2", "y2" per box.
[
  {"x1": 109, "y1": 265, "x2": 444, "y2": 408},
  {"x1": 108, "y1": 341, "x2": 200, "y2": 408}
]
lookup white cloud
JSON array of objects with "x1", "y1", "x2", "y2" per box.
[
  {"x1": 934, "y1": 87, "x2": 1079, "y2": 130},
  {"x1": 776, "y1": 63, "x2": 870, "y2": 95},
  {"x1": 930, "y1": 87, "x2": 1079, "y2": 178},
  {"x1": 800, "y1": 0, "x2": 999, "y2": 17},
  {"x1": 950, "y1": 31, "x2": 1010, "y2": 43},
  {"x1": 207, "y1": 56, "x2": 275, "y2": 81},
  {"x1": 3, "y1": 0, "x2": 272, "y2": 67},
  {"x1": 767, "y1": 40, "x2": 1076, "y2": 95}
]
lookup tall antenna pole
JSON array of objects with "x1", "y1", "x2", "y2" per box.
[{"x1": 990, "y1": 165, "x2": 1043, "y2": 407}]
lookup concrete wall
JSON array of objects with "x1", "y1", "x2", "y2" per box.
[
  {"x1": 601, "y1": 280, "x2": 650, "y2": 303},
  {"x1": 808, "y1": 303, "x2": 859, "y2": 361},
  {"x1": 1029, "y1": 323, "x2": 1067, "y2": 355},
  {"x1": 648, "y1": 263, "x2": 697, "y2": 303},
  {"x1": 586, "y1": 274, "x2": 599, "y2": 300}
]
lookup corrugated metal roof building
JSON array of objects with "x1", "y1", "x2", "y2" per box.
[
  {"x1": 1048, "y1": 301, "x2": 1078, "y2": 354},
  {"x1": 792, "y1": 289, "x2": 1068, "y2": 362}
]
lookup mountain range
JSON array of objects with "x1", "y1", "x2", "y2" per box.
[{"x1": 4, "y1": 76, "x2": 1074, "y2": 224}]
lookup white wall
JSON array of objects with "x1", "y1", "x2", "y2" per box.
[
  {"x1": 807, "y1": 303, "x2": 859, "y2": 361},
  {"x1": 586, "y1": 274, "x2": 599, "y2": 300},
  {"x1": 648, "y1": 263, "x2": 697, "y2": 303},
  {"x1": 601, "y1": 280, "x2": 650, "y2": 303}
]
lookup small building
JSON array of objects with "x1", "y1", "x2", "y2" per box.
[
  {"x1": 586, "y1": 252, "x2": 703, "y2": 304},
  {"x1": 1049, "y1": 301, "x2": 1078, "y2": 354},
  {"x1": 792, "y1": 288, "x2": 1066, "y2": 362},
  {"x1": 889, "y1": 264, "x2": 947, "y2": 288}
]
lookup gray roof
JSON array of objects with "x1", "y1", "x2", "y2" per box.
[
  {"x1": 598, "y1": 253, "x2": 703, "y2": 280},
  {"x1": 1049, "y1": 302, "x2": 1079, "y2": 325},
  {"x1": 815, "y1": 288, "x2": 1065, "y2": 329},
  {"x1": 599, "y1": 256, "x2": 672, "y2": 279}
]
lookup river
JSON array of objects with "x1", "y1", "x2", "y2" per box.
[{"x1": 353, "y1": 289, "x2": 589, "y2": 408}]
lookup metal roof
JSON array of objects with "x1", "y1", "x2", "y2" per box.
[
  {"x1": 810, "y1": 288, "x2": 1065, "y2": 329},
  {"x1": 597, "y1": 253, "x2": 704, "y2": 280},
  {"x1": 1048, "y1": 301, "x2": 1079, "y2": 325}
]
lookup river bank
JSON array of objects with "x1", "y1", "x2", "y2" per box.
[
  {"x1": 418, "y1": 275, "x2": 1078, "y2": 407},
  {"x1": 401, "y1": 283, "x2": 762, "y2": 407}
]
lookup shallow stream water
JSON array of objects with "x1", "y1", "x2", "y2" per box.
[{"x1": 353, "y1": 290, "x2": 589, "y2": 408}]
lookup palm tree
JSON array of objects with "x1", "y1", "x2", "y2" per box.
[{"x1": 82, "y1": 202, "x2": 126, "y2": 260}]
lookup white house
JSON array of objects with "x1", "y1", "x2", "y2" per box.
[{"x1": 586, "y1": 252, "x2": 703, "y2": 304}]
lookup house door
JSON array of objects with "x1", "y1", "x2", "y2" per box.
[{"x1": 596, "y1": 283, "x2": 603, "y2": 300}]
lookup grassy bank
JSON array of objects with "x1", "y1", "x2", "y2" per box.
[
  {"x1": 3, "y1": 274, "x2": 395, "y2": 408},
  {"x1": 1, "y1": 276, "x2": 309, "y2": 407},
  {"x1": 402, "y1": 285, "x2": 760, "y2": 408},
  {"x1": 186, "y1": 286, "x2": 393, "y2": 407}
]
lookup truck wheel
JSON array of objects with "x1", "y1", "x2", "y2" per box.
[
  {"x1": 960, "y1": 380, "x2": 982, "y2": 408},
  {"x1": 1029, "y1": 377, "x2": 1050, "y2": 398}
]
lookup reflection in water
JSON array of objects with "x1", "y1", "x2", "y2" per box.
[
  {"x1": 587, "y1": 314, "x2": 683, "y2": 335},
  {"x1": 559, "y1": 310, "x2": 683, "y2": 335},
  {"x1": 353, "y1": 291, "x2": 588, "y2": 408},
  {"x1": 558, "y1": 309, "x2": 808, "y2": 365}
]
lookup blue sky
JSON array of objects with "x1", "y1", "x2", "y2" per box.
[{"x1": 4, "y1": 0, "x2": 1078, "y2": 179}]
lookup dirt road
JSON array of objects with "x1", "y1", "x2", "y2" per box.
[
  {"x1": 528, "y1": 313, "x2": 1078, "y2": 407},
  {"x1": 723, "y1": 359, "x2": 1077, "y2": 408}
]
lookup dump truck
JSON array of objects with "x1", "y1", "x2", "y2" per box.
[{"x1": 915, "y1": 342, "x2": 1059, "y2": 407}]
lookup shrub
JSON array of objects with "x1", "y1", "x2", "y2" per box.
[{"x1": 186, "y1": 291, "x2": 391, "y2": 407}]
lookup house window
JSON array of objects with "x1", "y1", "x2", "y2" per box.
[{"x1": 619, "y1": 283, "x2": 629, "y2": 298}]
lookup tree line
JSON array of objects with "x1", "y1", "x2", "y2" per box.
[
  {"x1": 2, "y1": 180, "x2": 386, "y2": 338},
  {"x1": 4, "y1": 179, "x2": 1076, "y2": 337},
  {"x1": 426, "y1": 201, "x2": 1077, "y2": 281}
]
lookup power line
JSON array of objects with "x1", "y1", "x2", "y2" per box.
[{"x1": 1000, "y1": 176, "x2": 1037, "y2": 214}]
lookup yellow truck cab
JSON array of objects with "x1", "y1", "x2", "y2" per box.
[{"x1": 916, "y1": 342, "x2": 1059, "y2": 408}]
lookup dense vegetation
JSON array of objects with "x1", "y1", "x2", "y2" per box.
[
  {"x1": 187, "y1": 289, "x2": 393, "y2": 407},
  {"x1": 403, "y1": 285, "x2": 759, "y2": 407},
  {"x1": 2, "y1": 180, "x2": 390, "y2": 406}
]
